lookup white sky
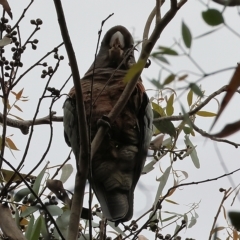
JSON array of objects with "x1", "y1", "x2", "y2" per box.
[{"x1": 2, "y1": 0, "x2": 240, "y2": 239}]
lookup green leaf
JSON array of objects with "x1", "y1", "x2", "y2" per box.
[
  {"x1": 202, "y1": 9, "x2": 224, "y2": 26},
  {"x1": 187, "y1": 88, "x2": 193, "y2": 106},
  {"x1": 183, "y1": 126, "x2": 192, "y2": 135},
  {"x1": 40, "y1": 215, "x2": 49, "y2": 240},
  {"x1": 14, "y1": 188, "x2": 31, "y2": 202},
  {"x1": 152, "y1": 102, "x2": 165, "y2": 116},
  {"x1": 30, "y1": 215, "x2": 41, "y2": 240},
  {"x1": 29, "y1": 164, "x2": 47, "y2": 201},
  {"x1": 149, "y1": 78, "x2": 162, "y2": 89},
  {"x1": 151, "y1": 53, "x2": 170, "y2": 64},
  {"x1": 142, "y1": 159, "x2": 157, "y2": 174},
  {"x1": 166, "y1": 93, "x2": 174, "y2": 116},
  {"x1": 153, "y1": 117, "x2": 176, "y2": 137},
  {"x1": 189, "y1": 83, "x2": 203, "y2": 97},
  {"x1": 25, "y1": 215, "x2": 35, "y2": 240},
  {"x1": 184, "y1": 135, "x2": 200, "y2": 169},
  {"x1": 163, "y1": 74, "x2": 175, "y2": 85},
  {"x1": 196, "y1": 111, "x2": 217, "y2": 117},
  {"x1": 123, "y1": 60, "x2": 145, "y2": 84},
  {"x1": 188, "y1": 216, "x2": 197, "y2": 228},
  {"x1": 194, "y1": 27, "x2": 222, "y2": 39},
  {"x1": 182, "y1": 21, "x2": 192, "y2": 48},
  {"x1": 46, "y1": 205, "x2": 63, "y2": 216},
  {"x1": 158, "y1": 46, "x2": 179, "y2": 55},
  {"x1": 154, "y1": 166, "x2": 171, "y2": 208},
  {"x1": 162, "y1": 215, "x2": 177, "y2": 222},
  {"x1": 60, "y1": 164, "x2": 73, "y2": 184}
]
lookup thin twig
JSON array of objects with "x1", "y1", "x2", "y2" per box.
[
  {"x1": 208, "y1": 188, "x2": 231, "y2": 240},
  {"x1": 88, "y1": 13, "x2": 114, "y2": 240},
  {"x1": 192, "y1": 122, "x2": 240, "y2": 148}
]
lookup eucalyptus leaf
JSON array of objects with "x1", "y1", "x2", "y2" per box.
[
  {"x1": 154, "y1": 166, "x2": 171, "y2": 208},
  {"x1": 202, "y1": 9, "x2": 224, "y2": 26},
  {"x1": 182, "y1": 21, "x2": 192, "y2": 48}
]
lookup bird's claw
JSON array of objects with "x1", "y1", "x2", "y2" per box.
[{"x1": 97, "y1": 115, "x2": 111, "y2": 129}]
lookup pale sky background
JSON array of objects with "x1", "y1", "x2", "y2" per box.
[{"x1": 2, "y1": 0, "x2": 240, "y2": 239}]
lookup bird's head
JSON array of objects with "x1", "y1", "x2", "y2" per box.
[{"x1": 87, "y1": 25, "x2": 136, "y2": 72}]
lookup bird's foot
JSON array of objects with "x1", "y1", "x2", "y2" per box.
[{"x1": 97, "y1": 115, "x2": 111, "y2": 129}]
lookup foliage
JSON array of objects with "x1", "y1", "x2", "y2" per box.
[{"x1": 0, "y1": 0, "x2": 239, "y2": 240}]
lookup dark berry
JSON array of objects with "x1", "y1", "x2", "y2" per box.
[{"x1": 36, "y1": 19, "x2": 43, "y2": 25}]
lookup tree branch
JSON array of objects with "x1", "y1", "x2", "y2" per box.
[
  {"x1": 153, "y1": 85, "x2": 229, "y2": 123},
  {"x1": 191, "y1": 122, "x2": 240, "y2": 148},
  {"x1": 53, "y1": 1, "x2": 89, "y2": 240}
]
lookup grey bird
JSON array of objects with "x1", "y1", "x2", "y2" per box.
[{"x1": 63, "y1": 25, "x2": 153, "y2": 223}]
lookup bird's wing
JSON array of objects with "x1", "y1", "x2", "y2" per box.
[{"x1": 63, "y1": 68, "x2": 153, "y2": 222}]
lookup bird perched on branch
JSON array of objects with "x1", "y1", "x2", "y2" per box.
[{"x1": 63, "y1": 25, "x2": 153, "y2": 223}]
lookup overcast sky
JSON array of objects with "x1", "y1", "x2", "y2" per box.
[{"x1": 3, "y1": 0, "x2": 240, "y2": 239}]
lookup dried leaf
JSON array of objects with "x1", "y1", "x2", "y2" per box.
[
  {"x1": 0, "y1": 0, "x2": 12, "y2": 19},
  {"x1": 178, "y1": 74, "x2": 188, "y2": 81},
  {"x1": 1, "y1": 169, "x2": 35, "y2": 182},
  {"x1": 165, "y1": 199, "x2": 179, "y2": 205},
  {"x1": 6, "y1": 137, "x2": 19, "y2": 150},
  {"x1": 138, "y1": 235, "x2": 148, "y2": 240},
  {"x1": 233, "y1": 229, "x2": 238, "y2": 240},
  {"x1": 46, "y1": 179, "x2": 71, "y2": 208},
  {"x1": 211, "y1": 64, "x2": 240, "y2": 130},
  {"x1": 16, "y1": 88, "x2": 24, "y2": 100},
  {"x1": 210, "y1": 226, "x2": 225, "y2": 235},
  {"x1": 13, "y1": 104, "x2": 23, "y2": 112},
  {"x1": 212, "y1": 119, "x2": 240, "y2": 138},
  {"x1": 8, "y1": 113, "x2": 24, "y2": 120}
]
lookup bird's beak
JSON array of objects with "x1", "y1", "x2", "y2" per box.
[{"x1": 109, "y1": 31, "x2": 124, "y2": 61}]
